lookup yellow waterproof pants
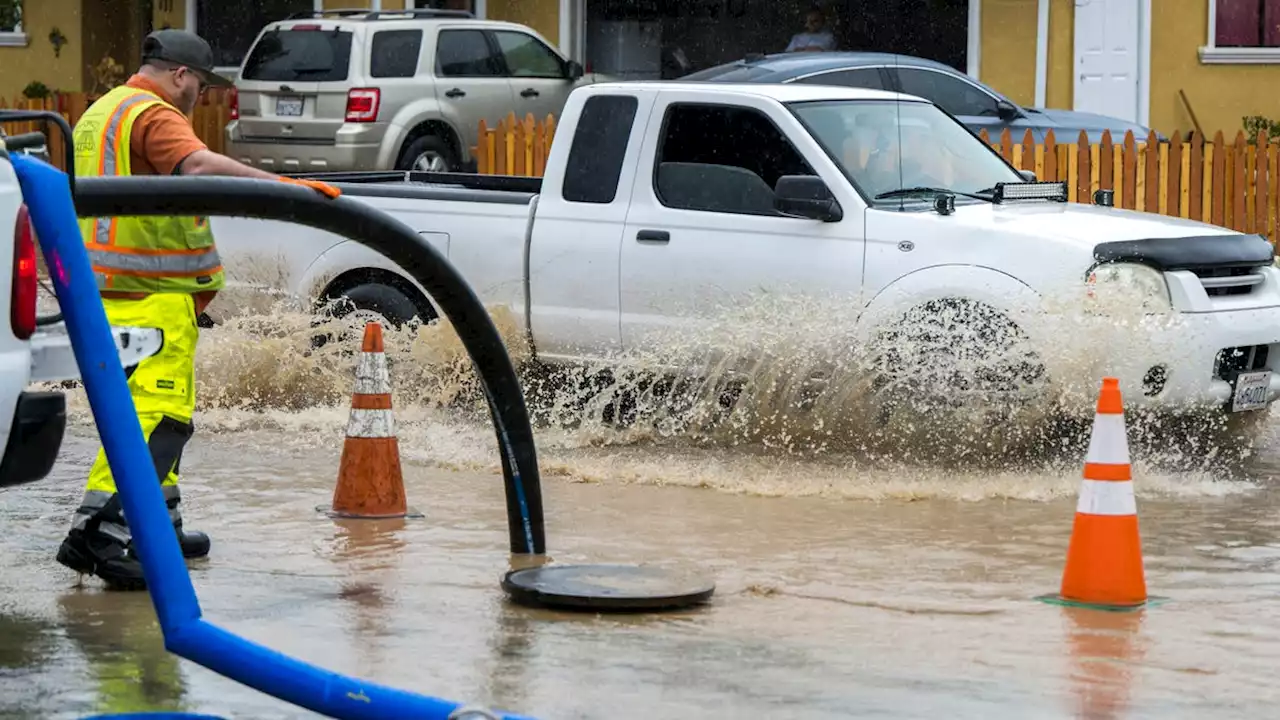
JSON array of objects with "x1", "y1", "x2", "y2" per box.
[{"x1": 70, "y1": 293, "x2": 199, "y2": 544}]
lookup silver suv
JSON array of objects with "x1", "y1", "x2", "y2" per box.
[{"x1": 225, "y1": 8, "x2": 603, "y2": 173}]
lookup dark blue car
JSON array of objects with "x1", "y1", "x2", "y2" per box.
[{"x1": 681, "y1": 52, "x2": 1161, "y2": 146}]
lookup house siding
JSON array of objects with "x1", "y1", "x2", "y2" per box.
[
  {"x1": 0, "y1": 0, "x2": 85, "y2": 100},
  {"x1": 978, "y1": 0, "x2": 1038, "y2": 107}
]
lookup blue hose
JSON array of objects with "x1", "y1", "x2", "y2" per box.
[{"x1": 11, "y1": 153, "x2": 536, "y2": 720}]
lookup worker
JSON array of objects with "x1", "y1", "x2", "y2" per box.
[{"x1": 55, "y1": 29, "x2": 342, "y2": 590}]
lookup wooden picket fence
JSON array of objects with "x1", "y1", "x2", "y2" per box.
[
  {"x1": 979, "y1": 128, "x2": 1280, "y2": 243},
  {"x1": 472, "y1": 115, "x2": 1280, "y2": 244},
  {"x1": 472, "y1": 112, "x2": 558, "y2": 177},
  {"x1": 0, "y1": 90, "x2": 233, "y2": 168}
]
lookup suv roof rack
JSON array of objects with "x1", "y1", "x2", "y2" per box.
[{"x1": 285, "y1": 8, "x2": 475, "y2": 21}]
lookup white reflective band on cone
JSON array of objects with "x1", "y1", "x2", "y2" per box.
[
  {"x1": 354, "y1": 352, "x2": 392, "y2": 395},
  {"x1": 1076, "y1": 479, "x2": 1138, "y2": 516},
  {"x1": 1085, "y1": 413, "x2": 1131, "y2": 465},
  {"x1": 346, "y1": 408, "x2": 396, "y2": 438}
]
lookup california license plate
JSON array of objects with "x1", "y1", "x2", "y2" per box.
[
  {"x1": 1230, "y1": 370, "x2": 1272, "y2": 412},
  {"x1": 276, "y1": 96, "x2": 304, "y2": 116}
]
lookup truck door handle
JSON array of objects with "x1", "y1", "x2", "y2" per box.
[
  {"x1": 520, "y1": 87, "x2": 540, "y2": 98},
  {"x1": 445, "y1": 88, "x2": 466, "y2": 98},
  {"x1": 636, "y1": 229, "x2": 670, "y2": 244}
]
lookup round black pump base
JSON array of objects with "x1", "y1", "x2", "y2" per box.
[{"x1": 501, "y1": 564, "x2": 715, "y2": 612}]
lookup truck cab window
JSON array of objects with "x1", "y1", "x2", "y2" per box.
[
  {"x1": 436, "y1": 29, "x2": 502, "y2": 77},
  {"x1": 654, "y1": 103, "x2": 814, "y2": 216},
  {"x1": 562, "y1": 95, "x2": 639, "y2": 204},
  {"x1": 493, "y1": 31, "x2": 565, "y2": 78}
]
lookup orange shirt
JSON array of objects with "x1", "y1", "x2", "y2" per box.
[
  {"x1": 104, "y1": 75, "x2": 217, "y2": 313},
  {"x1": 124, "y1": 74, "x2": 208, "y2": 176}
]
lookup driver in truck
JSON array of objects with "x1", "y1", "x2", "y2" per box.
[{"x1": 55, "y1": 29, "x2": 343, "y2": 591}]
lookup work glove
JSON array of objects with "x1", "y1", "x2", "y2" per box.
[{"x1": 278, "y1": 176, "x2": 342, "y2": 199}]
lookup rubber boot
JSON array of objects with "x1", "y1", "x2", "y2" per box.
[
  {"x1": 176, "y1": 522, "x2": 211, "y2": 559},
  {"x1": 55, "y1": 526, "x2": 147, "y2": 591}
]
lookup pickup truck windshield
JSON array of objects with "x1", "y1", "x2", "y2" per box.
[{"x1": 789, "y1": 100, "x2": 1022, "y2": 202}]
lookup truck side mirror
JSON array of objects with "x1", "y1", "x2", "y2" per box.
[
  {"x1": 774, "y1": 175, "x2": 843, "y2": 222},
  {"x1": 566, "y1": 60, "x2": 585, "y2": 81}
]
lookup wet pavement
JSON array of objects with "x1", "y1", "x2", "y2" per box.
[{"x1": 3, "y1": 413, "x2": 1279, "y2": 719}]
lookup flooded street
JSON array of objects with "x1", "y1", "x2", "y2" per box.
[{"x1": 3, "y1": 308, "x2": 1280, "y2": 719}]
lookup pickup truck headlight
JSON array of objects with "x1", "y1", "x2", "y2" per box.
[{"x1": 1085, "y1": 262, "x2": 1171, "y2": 314}]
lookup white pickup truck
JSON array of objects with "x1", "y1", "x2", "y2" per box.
[
  {"x1": 210, "y1": 82, "x2": 1280, "y2": 419},
  {"x1": 0, "y1": 131, "x2": 161, "y2": 487}
]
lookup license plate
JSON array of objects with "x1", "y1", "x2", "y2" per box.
[
  {"x1": 276, "y1": 96, "x2": 303, "y2": 116},
  {"x1": 1230, "y1": 370, "x2": 1272, "y2": 412}
]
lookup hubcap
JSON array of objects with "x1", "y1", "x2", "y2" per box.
[{"x1": 413, "y1": 151, "x2": 449, "y2": 172}]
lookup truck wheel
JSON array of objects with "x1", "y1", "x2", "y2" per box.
[
  {"x1": 397, "y1": 134, "x2": 457, "y2": 173},
  {"x1": 864, "y1": 298, "x2": 1050, "y2": 451},
  {"x1": 312, "y1": 282, "x2": 430, "y2": 351}
]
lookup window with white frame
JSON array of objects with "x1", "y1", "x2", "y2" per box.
[
  {"x1": 0, "y1": 0, "x2": 26, "y2": 47},
  {"x1": 1202, "y1": 0, "x2": 1280, "y2": 63}
]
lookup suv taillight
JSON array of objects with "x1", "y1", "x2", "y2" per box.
[
  {"x1": 12, "y1": 203, "x2": 36, "y2": 340},
  {"x1": 229, "y1": 87, "x2": 239, "y2": 121},
  {"x1": 345, "y1": 88, "x2": 380, "y2": 123}
]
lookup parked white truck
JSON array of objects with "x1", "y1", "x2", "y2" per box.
[{"x1": 209, "y1": 82, "x2": 1280, "y2": 418}]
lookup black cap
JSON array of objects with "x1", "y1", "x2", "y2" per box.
[{"x1": 141, "y1": 29, "x2": 233, "y2": 88}]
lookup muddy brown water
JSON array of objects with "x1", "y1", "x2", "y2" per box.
[{"x1": 3, "y1": 299, "x2": 1280, "y2": 719}]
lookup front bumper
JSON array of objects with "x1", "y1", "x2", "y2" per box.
[
  {"x1": 0, "y1": 390, "x2": 66, "y2": 487},
  {"x1": 1093, "y1": 305, "x2": 1280, "y2": 412}
]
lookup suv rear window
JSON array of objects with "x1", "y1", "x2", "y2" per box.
[
  {"x1": 241, "y1": 28, "x2": 354, "y2": 82},
  {"x1": 371, "y1": 29, "x2": 423, "y2": 78}
]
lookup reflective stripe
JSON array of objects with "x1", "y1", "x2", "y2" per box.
[
  {"x1": 88, "y1": 246, "x2": 223, "y2": 277},
  {"x1": 347, "y1": 408, "x2": 396, "y2": 438},
  {"x1": 354, "y1": 351, "x2": 392, "y2": 395},
  {"x1": 93, "y1": 92, "x2": 165, "y2": 248},
  {"x1": 1076, "y1": 479, "x2": 1138, "y2": 516},
  {"x1": 1083, "y1": 413, "x2": 1131, "y2": 466}
]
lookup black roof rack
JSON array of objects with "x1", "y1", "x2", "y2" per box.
[{"x1": 284, "y1": 8, "x2": 475, "y2": 21}]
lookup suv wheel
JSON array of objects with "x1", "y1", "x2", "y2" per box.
[{"x1": 398, "y1": 134, "x2": 457, "y2": 173}]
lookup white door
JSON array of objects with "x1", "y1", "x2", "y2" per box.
[
  {"x1": 1073, "y1": 0, "x2": 1140, "y2": 122},
  {"x1": 619, "y1": 91, "x2": 866, "y2": 370}
]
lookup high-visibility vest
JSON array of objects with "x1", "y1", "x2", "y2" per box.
[{"x1": 73, "y1": 85, "x2": 225, "y2": 294}]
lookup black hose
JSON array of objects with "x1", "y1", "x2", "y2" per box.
[{"x1": 73, "y1": 175, "x2": 547, "y2": 556}]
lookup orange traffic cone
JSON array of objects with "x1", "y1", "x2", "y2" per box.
[
  {"x1": 327, "y1": 322, "x2": 416, "y2": 519},
  {"x1": 1041, "y1": 377, "x2": 1147, "y2": 610}
]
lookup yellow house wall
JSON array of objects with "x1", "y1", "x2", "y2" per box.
[
  {"x1": 0, "y1": 0, "x2": 85, "y2": 99},
  {"x1": 1000, "y1": 0, "x2": 1280, "y2": 138},
  {"x1": 977, "y1": 0, "x2": 1037, "y2": 107},
  {"x1": 486, "y1": 0, "x2": 558, "y2": 46}
]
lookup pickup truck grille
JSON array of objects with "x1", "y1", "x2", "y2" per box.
[
  {"x1": 1191, "y1": 265, "x2": 1267, "y2": 297},
  {"x1": 1214, "y1": 344, "x2": 1271, "y2": 379}
]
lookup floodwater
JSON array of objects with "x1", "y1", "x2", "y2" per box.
[{"x1": 3, "y1": 295, "x2": 1280, "y2": 719}]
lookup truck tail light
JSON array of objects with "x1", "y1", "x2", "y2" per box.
[
  {"x1": 12, "y1": 203, "x2": 36, "y2": 340},
  {"x1": 229, "y1": 87, "x2": 239, "y2": 120},
  {"x1": 345, "y1": 88, "x2": 380, "y2": 123}
]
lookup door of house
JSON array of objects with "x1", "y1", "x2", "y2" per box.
[{"x1": 1073, "y1": 0, "x2": 1140, "y2": 123}]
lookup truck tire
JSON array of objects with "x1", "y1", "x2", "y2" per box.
[
  {"x1": 864, "y1": 298, "x2": 1051, "y2": 453},
  {"x1": 312, "y1": 282, "x2": 429, "y2": 351},
  {"x1": 397, "y1": 134, "x2": 458, "y2": 173}
]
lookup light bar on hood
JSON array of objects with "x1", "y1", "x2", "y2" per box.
[{"x1": 992, "y1": 180, "x2": 1068, "y2": 203}]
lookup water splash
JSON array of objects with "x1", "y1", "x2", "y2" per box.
[{"x1": 47, "y1": 272, "x2": 1270, "y2": 501}]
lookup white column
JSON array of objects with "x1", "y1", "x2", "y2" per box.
[
  {"x1": 1034, "y1": 0, "x2": 1048, "y2": 107},
  {"x1": 966, "y1": 0, "x2": 981, "y2": 80},
  {"x1": 185, "y1": 0, "x2": 198, "y2": 31}
]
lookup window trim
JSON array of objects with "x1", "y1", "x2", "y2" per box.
[
  {"x1": 887, "y1": 65, "x2": 1006, "y2": 118},
  {"x1": 491, "y1": 29, "x2": 568, "y2": 80},
  {"x1": 1200, "y1": 0, "x2": 1280, "y2": 64},
  {"x1": 649, "y1": 100, "x2": 819, "y2": 219},
  {"x1": 0, "y1": 1, "x2": 26, "y2": 47},
  {"x1": 433, "y1": 27, "x2": 504, "y2": 79}
]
